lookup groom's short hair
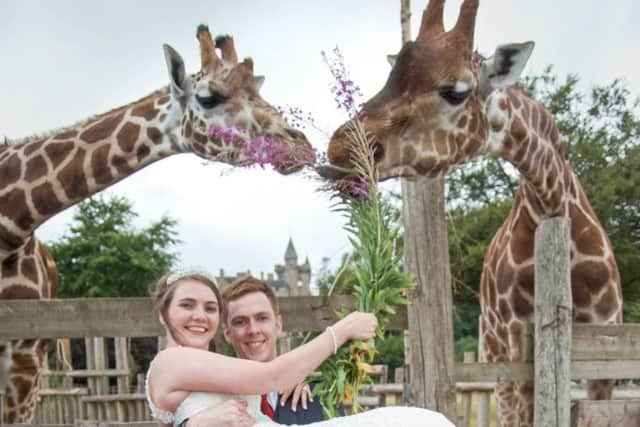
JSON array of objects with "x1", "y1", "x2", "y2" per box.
[{"x1": 221, "y1": 275, "x2": 280, "y2": 323}]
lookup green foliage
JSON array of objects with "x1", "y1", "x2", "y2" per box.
[
  {"x1": 454, "y1": 336, "x2": 479, "y2": 362},
  {"x1": 372, "y1": 331, "x2": 404, "y2": 380},
  {"x1": 448, "y1": 202, "x2": 512, "y2": 302},
  {"x1": 48, "y1": 194, "x2": 180, "y2": 298},
  {"x1": 314, "y1": 183, "x2": 413, "y2": 417}
]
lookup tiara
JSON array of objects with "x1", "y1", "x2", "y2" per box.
[{"x1": 167, "y1": 267, "x2": 218, "y2": 286}]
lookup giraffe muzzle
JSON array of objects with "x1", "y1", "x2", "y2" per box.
[{"x1": 315, "y1": 164, "x2": 354, "y2": 180}]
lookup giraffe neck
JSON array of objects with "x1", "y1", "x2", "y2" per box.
[
  {"x1": 0, "y1": 87, "x2": 185, "y2": 254},
  {"x1": 490, "y1": 87, "x2": 575, "y2": 218}
]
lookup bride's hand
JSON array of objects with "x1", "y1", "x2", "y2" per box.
[
  {"x1": 184, "y1": 399, "x2": 254, "y2": 427},
  {"x1": 332, "y1": 312, "x2": 378, "y2": 343},
  {"x1": 279, "y1": 382, "x2": 312, "y2": 411}
]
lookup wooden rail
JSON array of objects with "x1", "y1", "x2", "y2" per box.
[{"x1": 0, "y1": 295, "x2": 408, "y2": 339}]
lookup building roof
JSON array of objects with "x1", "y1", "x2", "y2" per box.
[{"x1": 284, "y1": 238, "x2": 297, "y2": 260}]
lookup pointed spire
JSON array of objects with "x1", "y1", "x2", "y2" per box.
[{"x1": 284, "y1": 238, "x2": 297, "y2": 260}]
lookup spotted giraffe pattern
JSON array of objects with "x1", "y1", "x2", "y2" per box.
[
  {"x1": 0, "y1": 25, "x2": 313, "y2": 423},
  {"x1": 326, "y1": 1, "x2": 622, "y2": 426}
]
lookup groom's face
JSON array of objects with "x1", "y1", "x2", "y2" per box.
[{"x1": 223, "y1": 291, "x2": 283, "y2": 362}]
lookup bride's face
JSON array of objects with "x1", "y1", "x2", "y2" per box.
[{"x1": 165, "y1": 279, "x2": 220, "y2": 350}]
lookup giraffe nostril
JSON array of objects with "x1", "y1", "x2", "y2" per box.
[
  {"x1": 284, "y1": 128, "x2": 307, "y2": 142},
  {"x1": 372, "y1": 142, "x2": 384, "y2": 162}
]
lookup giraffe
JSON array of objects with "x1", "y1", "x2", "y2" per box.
[
  {"x1": 323, "y1": 1, "x2": 622, "y2": 425},
  {"x1": 0, "y1": 25, "x2": 314, "y2": 423}
]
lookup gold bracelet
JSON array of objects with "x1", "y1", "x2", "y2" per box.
[{"x1": 326, "y1": 326, "x2": 338, "y2": 354}]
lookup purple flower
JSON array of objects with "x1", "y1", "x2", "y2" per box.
[
  {"x1": 208, "y1": 123, "x2": 315, "y2": 171},
  {"x1": 322, "y1": 47, "x2": 364, "y2": 118}
]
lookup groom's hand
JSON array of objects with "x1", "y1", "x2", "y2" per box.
[
  {"x1": 280, "y1": 382, "x2": 312, "y2": 411},
  {"x1": 184, "y1": 399, "x2": 254, "y2": 427}
]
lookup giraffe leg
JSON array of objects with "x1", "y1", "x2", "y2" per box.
[
  {"x1": 587, "y1": 379, "x2": 614, "y2": 400},
  {"x1": 6, "y1": 339, "x2": 45, "y2": 423},
  {"x1": 495, "y1": 381, "x2": 520, "y2": 427},
  {"x1": 515, "y1": 380, "x2": 534, "y2": 427}
]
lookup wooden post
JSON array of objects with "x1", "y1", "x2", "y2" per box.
[
  {"x1": 93, "y1": 337, "x2": 108, "y2": 394},
  {"x1": 402, "y1": 177, "x2": 456, "y2": 419},
  {"x1": 136, "y1": 373, "x2": 145, "y2": 394},
  {"x1": 459, "y1": 352, "x2": 474, "y2": 427},
  {"x1": 115, "y1": 337, "x2": 130, "y2": 394},
  {"x1": 84, "y1": 337, "x2": 96, "y2": 395},
  {"x1": 399, "y1": 0, "x2": 456, "y2": 420},
  {"x1": 534, "y1": 218, "x2": 572, "y2": 427}
]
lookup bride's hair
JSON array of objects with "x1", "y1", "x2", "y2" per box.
[{"x1": 150, "y1": 269, "x2": 222, "y2": 352}]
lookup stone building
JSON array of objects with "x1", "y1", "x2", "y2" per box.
[{"x1": 216, "y1": 238, "x2": 311, "y2": 296}]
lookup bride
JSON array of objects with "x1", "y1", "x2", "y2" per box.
[{"x1": 146, "y1": 269, "x2": 454, "y2": 427}]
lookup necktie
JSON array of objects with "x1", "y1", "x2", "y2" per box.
[{"x1": 261, "y1": 394, "x2": 276, "y2": 420}]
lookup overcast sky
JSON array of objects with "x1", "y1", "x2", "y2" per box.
[{"x1": 2, "y1": 1, "x2": 638, "y2": 288}]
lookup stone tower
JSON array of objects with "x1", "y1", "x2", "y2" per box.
[{"x1": 275, "y1": 238, "x2": 311, "y2": 296}]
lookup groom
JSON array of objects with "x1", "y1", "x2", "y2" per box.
[{"x1": 180, "y1": 275, "x2": 342, "y2": 427}]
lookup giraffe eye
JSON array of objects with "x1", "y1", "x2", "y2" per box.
[
  {"x1": 438, "y1": 86, "x2": 472, "y2": 106},
  {"x1": 196, "y1": 91, "x2": 228, "y2": 109}
]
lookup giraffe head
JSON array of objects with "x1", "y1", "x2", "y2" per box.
[
  {"x1": 164, "y1": 25, "x2": 315, "y2": 174},
  {"x1": 324, "y1": 0, "x2": 533, "y2": 180}
]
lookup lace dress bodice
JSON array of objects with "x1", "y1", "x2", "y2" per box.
[{"x1": 175, "y1": 393, "x2": 275, "y2": 426}]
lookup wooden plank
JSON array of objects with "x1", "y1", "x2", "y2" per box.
[
  {"x1": 476, "y1": 390, "x2": 491, "y2": 427},
  {"x1": 0, "y1": 296, "x2": 407, "y2": 339},
  {"x1": 455, "y1": 362, "x2": 533, "y2": 382},
  {"x1": 39, "y1": 388, "x2": 88, "y2": 396},
  {"x1": 456, "y1": 382, "x2": 496, "y2": 393},
  {"x1": 572, "y1": 388, "x2": 640, "y2": 399},
  {"x1": 570, "y1": 399, "x2": 640, "y2": 427},
  {"x1": 115, "y1": 337, "x2": 130, "y2": 394},
  {"x1": 458, "y1": 352, "x2": 474, "y2": 427},
  {"x1": 571, "y1": 324, "x2": 640, "y2": 361},
  {"x1": 571, "y1": 360, "x2": 640, "y2": 380},
  {"x1": 534, "y1": 218, "x2": 572, "y2": 427},
  {"x1": 81, "y1": 393, "x2": 145, "y2": 402},
  {"x1": 84, "y1": 337, "x2": 96, "y2": 395},
  {"x1": 517, "y1": 323, "x2": 640, "y2": 363},
  {"x1": 93, "y1": 337, "x2": 108, "y2": 395},
  {"x1": 44, "y1": 369, "x2": 129, "y2": 378}
]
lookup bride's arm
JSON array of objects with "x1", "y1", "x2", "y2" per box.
[{"x1": 151, "y1": 312, "x2": 375, "y2": 400}]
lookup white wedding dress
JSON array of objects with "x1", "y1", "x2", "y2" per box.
[{"x1": 146, "y1": 385, "x2": 454, "y2": 427}]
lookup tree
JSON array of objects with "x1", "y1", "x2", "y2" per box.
[{"x1": 48, "y1": 194, "x2": 180, "y2": 298}]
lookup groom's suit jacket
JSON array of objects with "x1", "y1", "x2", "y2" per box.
[{"x1": 275, "y1": 382, "x2": 344, "y2": 425}]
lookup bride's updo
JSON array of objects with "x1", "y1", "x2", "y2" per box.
[{"x1": 150, "y1": 268, "x2": 222, "y2": 351}]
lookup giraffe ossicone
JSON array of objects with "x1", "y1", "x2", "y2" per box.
[
  {"x1": 0, "y1": 24, "x2": 313, "y2": 423},
  {"x1": 325, "y1": 1, "x2": 622, "y2": 426}
]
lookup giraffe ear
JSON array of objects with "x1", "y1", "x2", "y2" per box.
[
  {"x1": 163, "y1": 44, "x2": 187, "y2": 95},
  {"x1": 255, "y1": 75, "x2": 265, "y2": 90},
  {"x1": 479, "y1": 41, "x2": 535, "y2": 99},
  {"x1": 387, "y1": 54, "x2": 397, "y2": 68}
]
